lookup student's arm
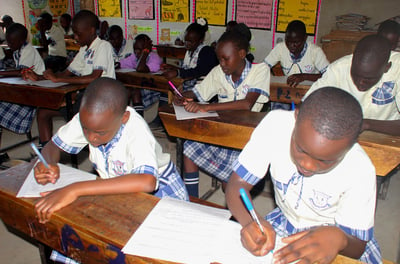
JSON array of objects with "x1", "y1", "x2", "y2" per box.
[
  {"x1": 0, "y1": 69, "x2": 23, "y2": 76},
  {"x1": 37, "y1": 21, "x2": 50, "y2": 50},
  {"x1": 287, "y1": 73, "x2": 322, "y2": 88},
  {"x1": 34, "y1": 172, "x2": 156, "y2": 223},
  {"x1": 34, "y1": 141, "x2": 62, "y2": 185},
  {"x1": 362, "y1": 119, "x2": 400, "y2": 136},
  {"x1": 226, "y1": 172, "x2": 276, "y2": 256},
  {"x1": 44, "y1": 68, "x2": 103, "y2": 84},
  {"x1": 179, "y1": 46, "x2": 218, "y2": 79},
  {"x1": 274, "y1": 226, "x2": 366, "y2": 264},
  {"x1": 184, "y1": 91, "x2": 260, "y2": 112}
]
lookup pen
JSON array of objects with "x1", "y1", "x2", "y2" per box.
[
  {"x1": 239, "y1": 188, "x2": 265, "y2": 234},
  {"x1": 21, "y1": 65, "x2": 34, "y2": 75},
  {"x1": 291, "y1": 101, "x2": 295, "y2": 111},
  {"x1": 30, "y1": 142, "x2": 49, "y2": 169},
  {"x1": 168, "y1": 80, "x2": 183, "y2": 98}
]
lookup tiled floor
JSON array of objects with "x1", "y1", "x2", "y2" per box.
[{"x1": 0, "y1": 105, "x2": 399, "y2": 263}]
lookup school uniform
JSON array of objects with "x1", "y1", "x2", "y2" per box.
[
  {"x1": 234, "y1": 110, "x2": 381, "y2": 264},
  {"x1": 111, "y1": 39, "x2": 133, "y2": 63},
  {"x1": 52, "y1": 106, "x2": 189, "y2": 201},
  {"x1": 68, "y1": 36, "x2": 115, "y2": 78},
  {"x1": 179, "y1": 44, "x2": 219, "y2": 91},
  {"x1": 120, "y1": 51, "x2": 163, "y2": 108},
  {"x1": 305, "y1": 54, "x2": 400, "y2": 120},
  {"x1": 44, "y1": 24, "x2": 67, "y2": 72},
  {"x1": 184, "y1": 60, "x2": 270, "y2": 182},
  {"x1": 0, "y1": 42, "x2": 45, "y2": 134},
  {"x1": 264, "y1": 42, "x2": 329, "y2": 75}
]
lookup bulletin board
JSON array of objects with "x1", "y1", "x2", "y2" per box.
[
  {"x1": 236, "y1": 0, "x2": 273, "y2": 30},
  {"x1": 276, "y1": 0, "x2": 320, "y2": 35},
  {"x1": 160, "y1": 0, "x2": 189, "y2": 22},
  {"x1": 195, "y1": 0, "x2": 227, "y2": 26},
  {"x1": 98, "y1": 0, "x2": 122, "y2": 17},
  {"x1": 128, "y1": 0, "x2": 154, "y2": 20}
]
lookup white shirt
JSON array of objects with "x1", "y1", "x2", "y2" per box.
[
  {"x1": 235, "y1": 110, "x2": 376, "y2": 233},
  {"x1": 54, "y1": 107, "x2": 170, "y2": 182},
  {"x1": 112, "y1": 39, "x2": 133, "y2": 63},
  {"x1": 14, "y1": 42, "x2": 45, "y2": 74},
  {"x1": 45, "y1": 25, "x2": 67, "y2": 57},
  {"x1": 264, "y1": 42, "x2": 329, "y2": 75},
  {"x1": 68, "y1": 37, "x2": 115, "y2": 78},
  {"x1": 305, "y1": 54, "x2": 400, "y2": 120},
  {"x1": 193, "y1": 62, "x2": 270, "y2": 112},
  {"x1": 0, "y1": 46, "x2": 4, "y2": 60}
]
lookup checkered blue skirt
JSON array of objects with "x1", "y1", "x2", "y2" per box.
[
  {"x1": 266, "y1": 207, "x2": 382, "y2": 264},
  {"x1": 183, "y1": 140, "x2": 240, "y2": 182},
  {"x1": 154, "y1": 161, "x2": 189, "y2": 201},
  {"x1": 0, "y1": 102, "x2": 36, "y2": 134}
]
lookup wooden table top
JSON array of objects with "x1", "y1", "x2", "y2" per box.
[
  {"x1": 154, "y1": 44, "x2": 186, "y2": 60},
  {"x1": 159, "y1": 105, "x2": 400, "y2": 176},
  {"x1": 0, "y1": 82, "x2": 86, "y2": 110},
  {"x1": 269, "y1": 76, "x2": 312, "y2": 104},
  {"x1": 0, "y1": 162, "x2": 362, "y2": 264}
]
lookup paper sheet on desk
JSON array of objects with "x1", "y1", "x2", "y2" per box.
[
  {"x1": 270, "y1": 75, "x2": 314, "y2": 86},
  {"x1": 17, "y1": 163, "x2": 97, "y2": 198},
  {"x1": 116, "y1": 68, "x2": 163, "y2": 75},
  {"x1": 0, "y1": 77, "x2": 68, "y2": 88},
  {"x1": 173, "y1": 103, "x2": 219, "y2": 120},
  {"x1": 122, "y1": 197, "x2": 283, "y2": 264}
]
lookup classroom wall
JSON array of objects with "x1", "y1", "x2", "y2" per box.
[{"x1": 2, "y1": 0, "x2": 399, "y2": 62}]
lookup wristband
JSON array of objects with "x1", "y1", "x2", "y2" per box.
[{"x1": 142, "y1": 48, "x2": 150, "y2": 53}]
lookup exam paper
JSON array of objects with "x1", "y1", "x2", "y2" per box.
[
  {"x1": 122, "y1": 197, "x2": 281, "y2": 264},
  {"x1": 270, "y1": 75, "x2": 314, "y2": 86},
  {"x1": 173, "y1": 103, "x2": 219, "y2": 120},
  {"x1": 17, "y1": 163, "x2": 97, "y2": 198},
  {"x1": 0, "y1": 77, "x2": 68, "y2": 88}
]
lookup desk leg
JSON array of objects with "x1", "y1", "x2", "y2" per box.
[
  {"x1": 65, "y1": 93, "x2": 78, "y2": 168},
  {"x1": 38, "y1": 242, "x2": 54, "y2": 264},
  {"x1": 176, "y1": 138, "x2": 184, "y2": 176}
]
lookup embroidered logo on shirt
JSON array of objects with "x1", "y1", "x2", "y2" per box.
[
  {"x1": 242, "y1": 84, "x2": 249, "y2": 95},
  {"x1": 304, "y1": 65, "x2": 314, "y2": 73},
  {"x1": 111, "y1": 160, "x2": 127, "y2": 176},
  {"x1": 309, "y1": 190, "x2": 331, "y2": 209},
  {"x1": 372, "y1": 81, "x2": 395, "y2": 105}
]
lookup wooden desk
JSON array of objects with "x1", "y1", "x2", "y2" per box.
[
  {"x1": 155, "y1": 44, "x2": 186, "y2": 63},
  {"x1": 65, "y1": 39, "x2": 80, "y2": 51},
  {"x1": 269, "y1": 76, "x2": 312, "y2": 104},
  {"x1": 0, "y1": 162, "x2": 362, "y2": 264},
  {"x1": 116, "y1": 71, "x2": 184, "y2": 103},
  {"x1": 159, "y1": 105, "x2": 400, "y2": 178}
]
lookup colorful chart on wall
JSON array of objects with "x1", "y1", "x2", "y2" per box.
[
  {"x1": 195, "y1": 0, "x2": 227, "y2": 26},
  {"x1": 128, "y1": 0, "x2": 154, "y2": 20},
  {"x1": 48, "y1": 0, "x2": 69, "y2": 16},
  {"x1": 276, "y1": 0, "x2": 320, "y2": 35},
  {"x1": 160, "y1": 0, "x2": 189, "y2": 23},
  {"x1": 236, "y1": 0, "x2": 273, "y2": 30},
  {"x1": 98, "y1": 0, "x2": 122, "y2": 17}
]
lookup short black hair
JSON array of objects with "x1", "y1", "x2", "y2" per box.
[
  {"x1": 218, "y1": 23, "x2": 251, "y2": 52},
  {"x1": 135, "y1": 33, "x2": 150, "y2": 42},
  {"x1": 81, "y1": 77, "x2": 129, "y2": 116},
  {"x1": 108, "y1": 25, "x2": 123, "y2": 37},
  {"x1": 72, "y1": 10, "x2": 99, "y2": 30},
  {"x1": 286, "y1": 20, "x2": 306, "y2": 37},
  {"x1": 297, "y1": 87, "x2": 363, "y2": 143},
  {"x1": 186, "y1": 20, "x2": 208, "y2": 41},
  {"x1": 40, "y1": 12, "x2": 53, "y2": 24},
  {"x1": 378, "y1": 19, "x2": 400, "y2": 36},
  {"x1": 61, "y1": 13, "x2": 72, "y2": 22},
  {"x1": 353, "y1": 34, "x2": 391, "y2": 67},
  {"x1": 6, "y1": 23, "x2": 27, "y2": 40}
]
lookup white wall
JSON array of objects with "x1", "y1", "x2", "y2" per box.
[{"x1": 0, "y1": 0, "x2": 25, "y2": 24}]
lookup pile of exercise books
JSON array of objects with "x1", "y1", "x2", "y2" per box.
[{"x1": 336, "y1": 13, "x2": 370, "y2": 31}]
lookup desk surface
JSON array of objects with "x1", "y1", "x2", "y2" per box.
[
  {"x1": 0, "y1": 162, "x2": 361, "y2": 264},
  {"x1": 269, "y1": 76, "x2": 312, "y2": 104},
  {"x1": 0, "y1": 82, "x2": 86, "y2": 110},
  {"x1": 159, "y1": 105, "x2": 400, "y2": 176},
  {"x1": 154, "y1": 44, "x2": 186, "y2": 60},
  {"x1": 116, "y1": 71, "x2": 183, "y2": 93}
]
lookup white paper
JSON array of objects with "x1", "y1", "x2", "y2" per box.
[
  {"x1": 17, "y1": 163, "x2": 97, "y2": 197},
  {"x1": 173, "y1": 103, "x2": 219, "y2": 120},
  {"x1": 115, "y1": 68, "x2": 136, "y2": 73},
  {"x1": 270, "y1": 75, "x2": 314, "y2": 86},
  {"x1": 122, "y1": 197, "x2": 283, "y2": 264},
  {"x1": 0, "y1": 77, "x2": 68, "y2": 88}
]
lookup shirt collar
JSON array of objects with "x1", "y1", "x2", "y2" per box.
[
  {"x1": 97, "y1": 123, "x2": 125, "y2": 155},
  {"x1": 290, "y1": 42, "x2": 308, "y2": 64}
]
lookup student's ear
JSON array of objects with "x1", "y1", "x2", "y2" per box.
[
  {"x1": 239, "y1": 49, "x2": 246, "y2": 60},
  {"x1": 384, "y1": 61, "x2": 392, "y2": 73},
  {"x1": 121, "y1": 111, "x2": 130, "y2": 124}
]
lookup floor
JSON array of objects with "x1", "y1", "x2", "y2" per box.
[{"x1": 0, "y1": 104, "x2": 399, "y2": 263}]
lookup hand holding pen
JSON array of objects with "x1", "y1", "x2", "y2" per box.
[
  {"x1": 31, "y1": 143, "x2": 60, "y2": 185},
  {"x1": 168, "y1": 81, "x2": 193, "y2": 106}
]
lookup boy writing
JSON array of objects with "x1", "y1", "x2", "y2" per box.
[
  {"x1": 264, "y1": 20, "x2": 329, "y2": 88},
  {"x1": 226, "y1": 87, "x2": 381, "y2": 264},
  {"x1": 24, "y1": 10, "x2": 115, "y2": 148},
  {"x1": 35, "y1": 77, "x2": 188, "y2": 224},
  {"x1": 305, "y1": 34, "x2": 400, "y2": 136}
]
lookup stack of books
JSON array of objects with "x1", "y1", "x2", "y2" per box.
[{"x1": 336, "y1": 13, "x2": 370, "y2": 31}]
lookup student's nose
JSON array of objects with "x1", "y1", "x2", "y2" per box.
[
  {"x1": 86, "y1": 132, "x2": 98, "y2": 144},
  {"x1": 298, "y1": 156, "x2": 317, "y2": 175}
]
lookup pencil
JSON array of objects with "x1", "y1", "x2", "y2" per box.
[{"x1": 239, "y1": 188, "x2": 265, "y2": 234}]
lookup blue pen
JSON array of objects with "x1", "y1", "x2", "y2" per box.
[
  {"x1": 291, "y1": 101, "x2": 295, "y2": 111},
  {"x1": 239, "y1": 188, "x2": 264, "y2": 234},
  {"x1": 30, "y1": 142, "x2": 50, "y2": 169}
]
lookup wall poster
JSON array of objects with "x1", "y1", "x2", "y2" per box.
[
  {"x1": 236, "y1": 0, "x2": 273, "y2": 30},
  {"x1": 98, "y1": 0, "x2": 122, "y2": 17},
  {"x1": 128, "y1": 0, "x2": 154, "y2": 20},
  {"x1": 276, "y1": 0, "x2": 320, "y2": 35},
  {"x1": 195, "y1": 0, "x2": 227, "y2": 26},
  {"x1": 160, "y1": 0, "x2": 189, "y2": 22}
]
